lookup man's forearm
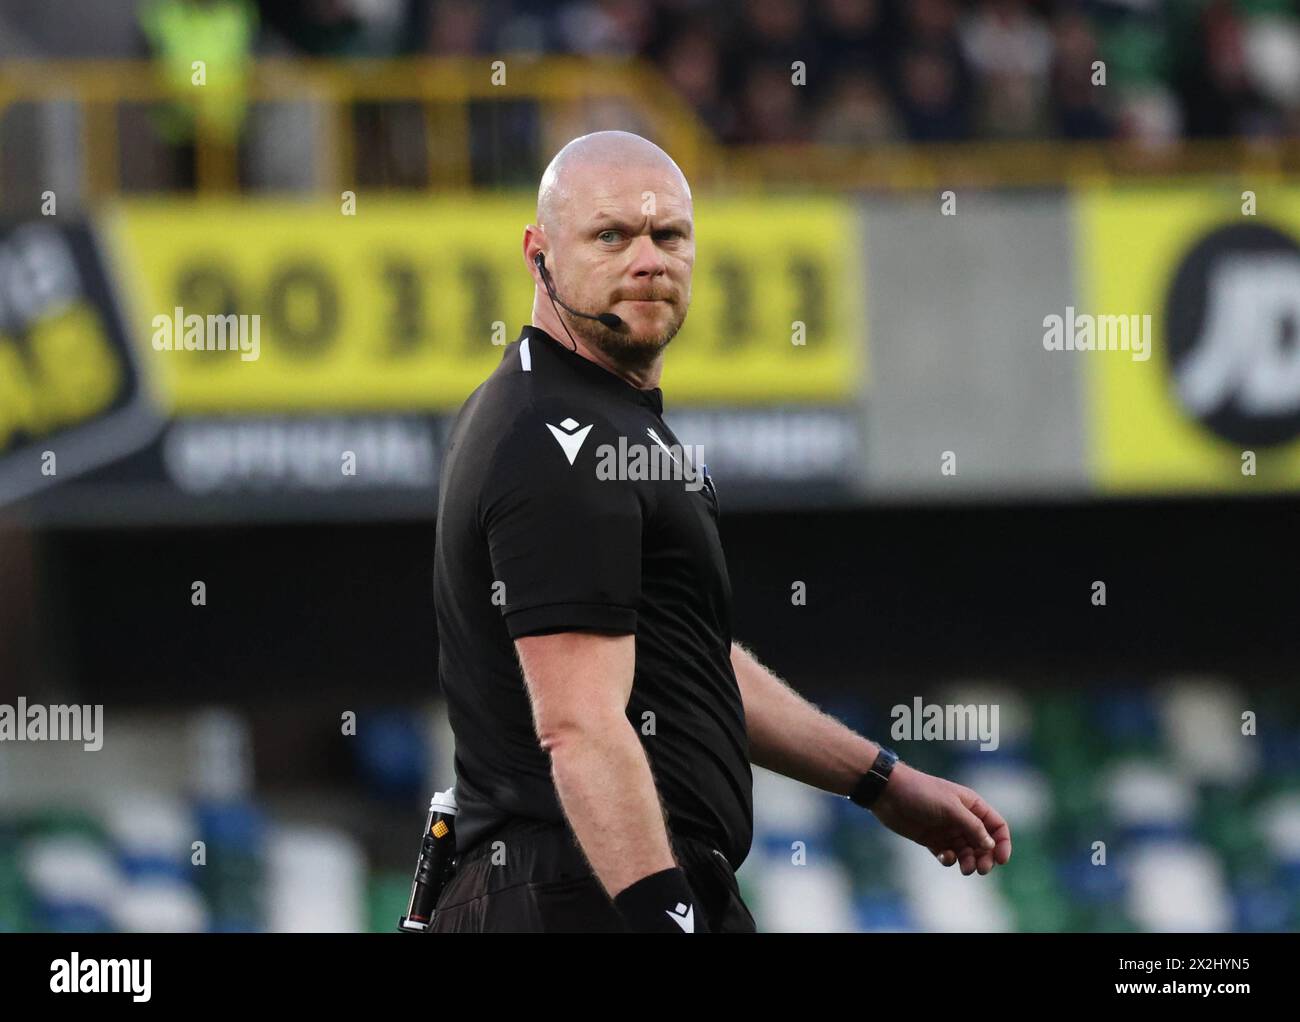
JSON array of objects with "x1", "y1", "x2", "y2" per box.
[
  {"x1": 731, "y1": 640, "x2": 879, "y2": 796},
  {"x1": 546, "y1": 717, "x2": 677, "y2": 898}
]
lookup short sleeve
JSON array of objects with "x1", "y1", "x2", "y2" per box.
[{"x1": 481, "y1": 406, "x2": 642, "y2": 639}]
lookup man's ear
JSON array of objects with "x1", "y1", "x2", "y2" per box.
[{"x1": 523, "y1": 225, "x2": 546, "y2": 279}]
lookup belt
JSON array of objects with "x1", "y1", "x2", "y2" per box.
[{"x1": 455, "y1": 816, "x2": 731, "y2": 872}]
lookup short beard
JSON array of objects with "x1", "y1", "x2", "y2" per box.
[{"x1": 567, "y1": 304, "x2": 687, "y2": 375}]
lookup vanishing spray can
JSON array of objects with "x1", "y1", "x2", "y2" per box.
[{"x1": 397, "y1": 786, "x2": 458, "y2": 933}]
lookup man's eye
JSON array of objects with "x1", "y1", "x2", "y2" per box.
[{"x1": 598, "y1": 230, "x2": 623, "y2": 243}]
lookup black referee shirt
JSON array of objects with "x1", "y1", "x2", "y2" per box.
[{"x1": 433, "y1": 325, "x2": 753, "y2": 869}]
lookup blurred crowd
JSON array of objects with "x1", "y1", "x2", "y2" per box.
[
  {"x1": 255, "y1": 0, "x2": 1300, "y2": 144},
  {"x1": 4, "y1": 0, "x2": 1300, "y2": 148},
  {"x1": 411, "y1": 0, "x2": 1300, "y2": 144},
  {"x1": 201, "y1": 0, "x2": 1300, "y2": 145}
]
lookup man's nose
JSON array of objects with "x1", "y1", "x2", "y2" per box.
[{"x1": 627, "y1": 234, "x2": 667, "y2": 276}]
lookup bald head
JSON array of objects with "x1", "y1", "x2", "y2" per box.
[
  {"x1": 526, "y1": 131, "x2": 695, "y2": 381},
  {"x1": 536, "y1": 131, "x2": 692, "y2": 228}
]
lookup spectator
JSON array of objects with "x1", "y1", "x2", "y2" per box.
[
  {"x1": 733, "y1": 63, "x2": 811, "y2": 143},
  {"x1": 1177, "y1": 0, "x2": 1264, "y2": 138},
  {"x1": 961, "y1": 0, "x2": 1054, "y2": 138},
  {"x1": 1241, "y1": 11, "x2": 1300, "y2": 135},
  {"x1": 905, "y1": 0, "x2": 963, "y2": 47},
  {"x1": 1050, "y1": 9, "x2": 1113, "y2": 139},
  {"x1": 893, "y1": 0, "x2": 973, "y2": 140},
  {"x1": 558, "y1": 0, "x2": 658, "y2": 57},
  {"x1": 897, "y1": 44, "x2": 970, "y2": 140},
  {"x1": 659, "y1": 27, "x2": 737, "y2": 139},
  {"x1": 139, "y1": 0, "x2": 257, "y2": 145},
  {"x1": 254, "y1": 0, "x2": 362, "y2": 56},
  {"x1": 427, "y1": 0, "x2": 488, "y2": 56},
  {"x1": 813, "y1": 69, "x2": 900, "y2": 144},
  {"x1": 812, "y1": 0, "x2": 889, "y2": 98},
  {"x1": 719, "y1": 0, "x2": 818, "y2": 124}
]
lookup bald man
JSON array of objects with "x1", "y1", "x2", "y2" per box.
[{"x1": 429, "y1": 131, "x2": 1011, "y2": 934}]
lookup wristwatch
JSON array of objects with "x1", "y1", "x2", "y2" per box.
[{"x1": 848, "y1": 745, "x2": 899, "y2": 810}]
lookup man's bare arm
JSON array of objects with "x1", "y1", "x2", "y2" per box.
[
  {"x1": 730, "y1": 639, "x2": 1013, "y2": 876},
  {"x1": 730, "y1": 639, "x2": 877, "y2": 796},
  {"x1": 515, "y1": 630, "x2": 676, "y2": 898}
]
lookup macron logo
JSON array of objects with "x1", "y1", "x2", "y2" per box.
[
  {"x1": 666, "y1": 901, "x2": 694, "y2": 933},
  {"x1": 546, "y1": 417, "x2": 593, "y2": 466},
  {"x1": 646, "y1": 427, "x2": 680, "y2": 465}
]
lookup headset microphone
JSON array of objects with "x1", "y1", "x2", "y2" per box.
[{"x1": 533, "y1": 253, "x2": 625, "y2": 349}]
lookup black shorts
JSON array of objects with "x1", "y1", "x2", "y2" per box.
[{"x1": 428, "y1": 817, "x2": 757, "y2": 933}]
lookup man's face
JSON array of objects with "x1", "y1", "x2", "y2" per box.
[{"x1": 546, "y1": 162, "x2": 694, "y2": 367}]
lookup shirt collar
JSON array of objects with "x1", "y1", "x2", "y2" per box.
[{"x1": 520, "y1": 325, "x2": 664, "y2": 415}]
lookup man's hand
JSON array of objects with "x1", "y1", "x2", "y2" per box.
[{"x1": 869, "y1": 762, "x2": 1012, "y2": 876}]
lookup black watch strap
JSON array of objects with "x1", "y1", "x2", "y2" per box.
[{"x1": 848, "y1": 745, "x2": 899, "y2": 809}]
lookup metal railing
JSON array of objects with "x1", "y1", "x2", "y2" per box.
[{"x1": 1, "y1": 57, "x2": 1296, "y2": 197}]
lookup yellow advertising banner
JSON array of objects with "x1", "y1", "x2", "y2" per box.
[
  {"x1": 1075, "y1": 187, "x2": 1300, "y2": 492},
  {"x1": 104, "y1": 196, "x2": 863, "y2": 413}
]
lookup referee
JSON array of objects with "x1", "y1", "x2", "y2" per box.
[{"x1": 430, "y1": 131, "x2": 1012, "y2": 933}]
